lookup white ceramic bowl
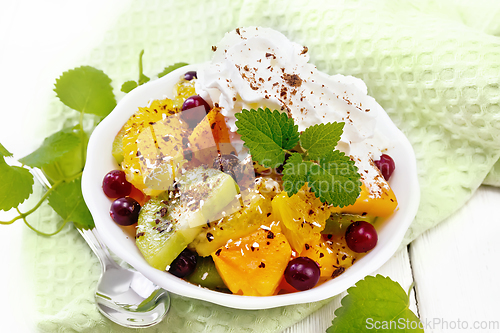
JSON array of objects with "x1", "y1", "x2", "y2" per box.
[{"x1": 82, "y1": 64, "x2": 420, "y2": 310}]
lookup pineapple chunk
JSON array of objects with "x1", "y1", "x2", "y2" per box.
[{"x1": 271, "y1": 185, "x2": 330, "y2": 252}]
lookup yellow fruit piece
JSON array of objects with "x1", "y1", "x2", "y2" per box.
[
  {"x1": 121, "y1": 98, "x2": 190, "y2": 196},
  {"x1": 190, "y1": 188, "x2": 273, "y2": 257},
  {"x1": 172, "y1": 78, "x2": 197, "y2": 109},
  {"x1": 212, "y1": 220, "x2": 292, "y2": 296},
  {"x1": 271, "y1": 185, "x2": 330, "y2": 252},
  {"x1": 330, "y1": 180, "x2": 398, "y2": 217},
  {"x1": 326, "y1": 235, "x2": 360, "y2": 276},
  {"x1": 300, "y1": 235, "x2": 359, "y2": 281},
  {"x1": 299, "y1": 235, "x2": 335, "y2": 279}
]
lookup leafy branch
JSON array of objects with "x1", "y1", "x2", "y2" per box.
[
  {"x1": 0, "y1": 66, "x2": 116, "y2": 235},
  {"x1": 1, "y1": 55, "x2": 188, "y2": 236}
]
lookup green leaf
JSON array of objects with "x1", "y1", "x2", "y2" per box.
[
  {"x1": 306, "y1": 150, "x2": 361, "y2": 207},
  {"x1": 54, "y1": 66, "x2": 116, "y2": 118},
  {"x1": 138, "y1": 74, "x2": 150, "y2": 85},
  {"x1": 235, "y1": 108, "x2": 299, "y2": 168},
  {"x1": 282, "y1": 153, "x2": 312, "y2": 196},
  {"x1": 158, "y1": 62, "x2": 189, "y2": 78},
  {"x1": 327, "y1": 275, "x2": 423, "y2": 333},
  {"x1": 137, "y1": 50, "x2": 150, "y2": 85},
  {"x1": 121, "y1": 80, "x2": 138, "y2": 93},
  {"x1": 48, "y1": 176, "x2": 94, "y2": 229},
  {"x1": 0, "y1": 143, "x2": 12, "y2": 157},
  {"x1": 19, "y1": 128, "x2": 81, "y2": 168},
  {"x1": 300, "y1": 122, "x2": 344, "y2": 161},
  {"x1": 0, "y1": 156, "x2": 34, "y2": 211}
]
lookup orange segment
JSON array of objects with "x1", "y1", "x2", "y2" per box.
[
  {"x1": 188, "y1": 107, "x2": 235, "y2": 165},
  {"x1": 211, "y1": 220, "x2": 292, "y2": 296},
  {"x1": 121, "y1": 98, "x2": 190, "y2": 196}
]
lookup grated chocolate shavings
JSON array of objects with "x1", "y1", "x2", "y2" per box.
[
  {"x1": 283, "y1": 73, "x2": 302, "y2": 87},
  {"x1": 331, "y1": 266, "x2": 345, "y2": 278}
]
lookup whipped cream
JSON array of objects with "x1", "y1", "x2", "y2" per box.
[{"x1": 196, "y1": 27, "x2": 390, "y2": 196}]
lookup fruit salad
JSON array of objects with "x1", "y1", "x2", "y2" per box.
[{"x1": 102, "y1": 27, "x2": 399, "y2": 296}]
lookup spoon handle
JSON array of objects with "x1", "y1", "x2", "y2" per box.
[
  {"x1": 30, "y1": 168, "x2": 118, "y2": 269},
  {"x1": 78, "y1": 227, "x2": 120, "y2": 269}
]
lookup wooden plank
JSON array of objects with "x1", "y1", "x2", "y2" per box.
[
  {"x1": 409, "y1": 186, "x2": 500, "y2": 332},
  {"x1": 285, "y1": 247, "x2": 416, "y2": 332}
]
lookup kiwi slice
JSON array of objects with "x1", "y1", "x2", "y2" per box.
[
  {"x1": 321, "y1": 213, "x2": 376, "y2": 236},
  {"x1": 136, "y1": 166, "x2": 240, "y2": 271},
  {"x1": 112, "y1": 126, "x2": 125, "y2": 165},
  {"x1": 175, "y1": 166, "x2": 240, "y2": 228},
  {"x1": 186, "y1": 256, "x2": 228, "y2": 290},
  {"x1": 136, "y1": 197, "x2": 201, "y2": 271}
]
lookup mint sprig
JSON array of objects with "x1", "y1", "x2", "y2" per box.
[
  {"x1": 235, "y1": 108, "x2": 299, "y2": 168},
  {"x1": 236, "y1": 108, "x2": 361, "y2": 207},
  {"x1": 327, "y1": 275, "x2": 423, "y2": 333}
]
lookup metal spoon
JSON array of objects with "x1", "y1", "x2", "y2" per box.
[
  {"x1": 33, "y1": 169, "x2": 170, "y2": 328},
  {"x1": 79, "y1": 227, "x2": 170, "y2": 327}
]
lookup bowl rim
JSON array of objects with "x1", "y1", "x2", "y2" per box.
[{"x1": 82, "y1": 63, "x2": 420, "y2": 310}]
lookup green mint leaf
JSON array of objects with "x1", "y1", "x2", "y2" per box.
[
  {"x1": 306, "y1": 150, "x2": 361, "y2": 207},
  {"x1": 327, "y1": 275, "x2": 423, "y2": 333},
  {"x1": 0, "y1": 143, "x2": 12, "y2": 157},
  {"x1": 282, "y1": 153, "x2": 312, "y2": 196},
  {"x1": 139, "y1": 73, "x2": 150, "y2": 85},
  {"x1": 122, "y1": 50, "x2": 154, "y2": 90},
  {"x1": 235, "y1": 108, "x2": 299, "y2": 168},
  {"x1": 300, "y1": 122, "x2": 344, "y2": 161},
  {"x1": 137, "y1": 50, "x2": 149, "y2": 85},
  {"x1": 19, "y1": 128, "x2": 81, "y2": 168},
  {"x1": 54, "y1": 66, "x2": 116, "y2": 118},
  {"x1": 0, "y1": 157, "x2": 34, "y2": 211},
  {"x1": 158, "y1": 62, "x2": 189, "y2": 78},
  {"x1": 48, "y1": 176, "x2": 94, "y2": 229},
  {"x1": 121, "y1": 80, "x2": 138, "y2": 93}
]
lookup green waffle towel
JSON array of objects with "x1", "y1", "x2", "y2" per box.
[{"x1": 23, "y1": 0, "x2": 500, "y2": 332}]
